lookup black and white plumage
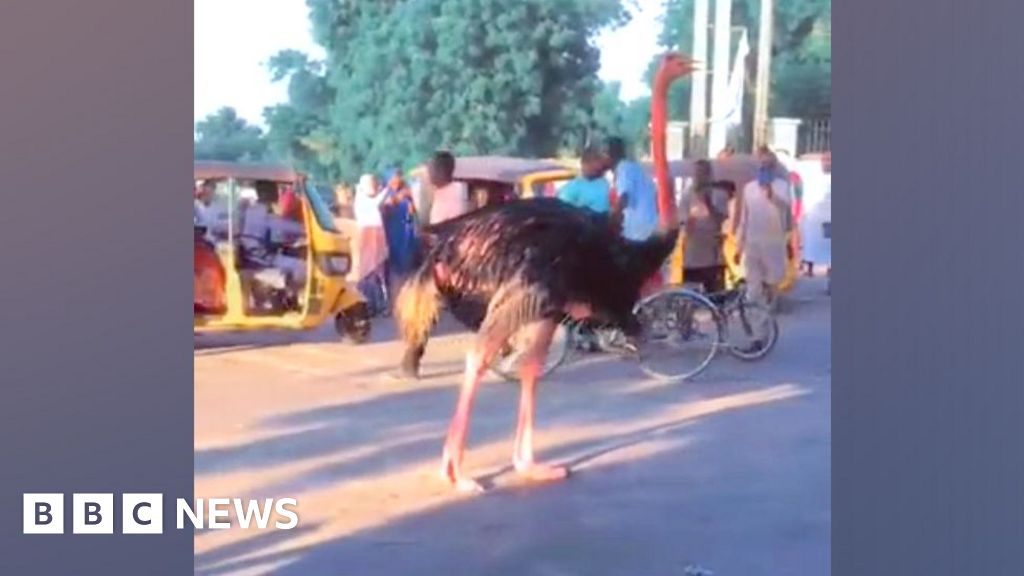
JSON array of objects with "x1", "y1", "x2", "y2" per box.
[{"x1": 396, "y1": 197, "x2": 678, "y2": 347}]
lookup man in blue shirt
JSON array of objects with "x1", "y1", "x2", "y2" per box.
[
  {"x1": 557, "y1": 147, "x2": 611, "y2": 215},
  {"x1": 607, "y1": 137, "x2": 658, "y2": 241}
]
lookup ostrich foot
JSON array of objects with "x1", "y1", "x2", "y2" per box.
[{"x1": 440, "y1": 454, "x2": 484, "y2": 493}]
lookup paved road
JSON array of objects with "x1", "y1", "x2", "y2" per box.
[{"x1": 194, "y1": 278, "x2": 831, "y2": 576}]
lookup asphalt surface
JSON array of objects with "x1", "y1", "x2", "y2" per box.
[{"x1": 194, "y1": 277, "x2": 830, "y2": 576}]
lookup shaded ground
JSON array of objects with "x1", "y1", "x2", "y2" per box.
[{"x1": 194, "y1": 277, "x2": 831, "y2": 576}]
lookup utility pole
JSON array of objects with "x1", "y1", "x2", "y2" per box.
[
  {"x1": 688, "y1": 0, "x2": 709, "y2": 157},
  {"x1": 708, "y1": 0, "x2": 732, "y2": 157},
  {"x1": 753, "y1": 0, "x2": 774, "y2": 149}
]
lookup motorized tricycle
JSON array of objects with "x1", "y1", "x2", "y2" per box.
[{"x1": 193, "y1": 161, "x2": 371, "y2": 342}]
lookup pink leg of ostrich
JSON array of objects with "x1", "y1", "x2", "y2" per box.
[
  {"x1": 512, "y1": 319, "x2": 569, "y2": 482},
  {"x1": 440, "y1": 329, "x2": 507, "y2": 493}
]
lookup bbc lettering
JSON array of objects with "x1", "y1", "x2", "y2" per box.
[
  {"x1": 23, "y1": 494, "x2": 298, "y2": 534},
  {"x1": 25, "y1": 493, "x2": 163, "y2": 535}
]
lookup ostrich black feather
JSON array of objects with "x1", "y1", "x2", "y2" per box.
[{"x1": 397, "y1": 198, "x2": 678, "y2": 345}]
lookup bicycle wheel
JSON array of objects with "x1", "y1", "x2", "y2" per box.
[
  {"x1": 634, "y1": 289, "x2": 722, "y2": 382},
  {"x1": 490, "y1": 319, "x2": 574, "y2": 382},
  {"x1": 724, "y1": 302, "x2": 779, "y2": 361}
]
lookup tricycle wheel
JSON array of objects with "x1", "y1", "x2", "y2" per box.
[{"x1": 335, "y1": 303, "x2": 371, "y2": 344}]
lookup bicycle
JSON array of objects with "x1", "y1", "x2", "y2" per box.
[
  {"x1": 490, "y1": 280, "x2": 778, "y2": 383},
  {"x1": 632, "y1": 281, "x2": 779, "y2": 381}
]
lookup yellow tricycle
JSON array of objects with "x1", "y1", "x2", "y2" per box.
[{"x1": 193, "y1": 161, "x2": 371, "y2": 343}]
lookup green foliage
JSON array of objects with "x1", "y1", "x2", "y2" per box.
[
  {"x1": 289, "y1": 0, "x2": 632, "y2": 181},
  {"x1": 198, "y1": 1, "x2": 828, "y2": 179},
  {"x1": 262, "y1": 50, "x2": 339, "y2": 181},
  {"x1": 194, "y1": 107, "x2": 267, "y2": 162},
  {"x1": 769, "y1": 5, "x2": 830, "y2": 117},
  {"x1": 591, "y1": 82, "x2": 651, "y2": 155},
  {"x1": 652, "y1": 0, "x2": 831, "y2": 120}
]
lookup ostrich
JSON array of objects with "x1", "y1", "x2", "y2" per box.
[{"x1": 395, "y1": 53, "x2": 696, "y2": 492}]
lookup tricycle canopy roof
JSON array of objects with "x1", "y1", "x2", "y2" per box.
[
  {"x1": 642, "y1": 155, "x2": 761, "y2": 185},
  {"x1": 412, "y1": 156, "x2": 571, "y2": 184},
  {"x1": 194, "y1": 161, "x2": 304, "y2": 183}
]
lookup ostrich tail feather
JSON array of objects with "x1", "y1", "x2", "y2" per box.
[{"x1": 394, "y1": 264, "x2": 441, "y2": 346}]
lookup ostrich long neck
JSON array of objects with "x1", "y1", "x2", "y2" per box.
[{"x1": 651, "y1": 72, "x2": 677, "y2": 229}]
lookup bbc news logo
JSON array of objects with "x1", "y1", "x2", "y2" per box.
[{"x1": 23, "y1": 494, "x2": 298, "y2": 534}]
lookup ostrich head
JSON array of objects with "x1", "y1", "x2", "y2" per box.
[{"x1": 656, "y1": 52, "x2": 700, "y2": 85}]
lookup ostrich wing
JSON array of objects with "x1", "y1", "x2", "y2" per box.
[
  {"x1": 477, "y1": 279, "x2": 558, "y2": 340},
  {"x1": 424, "y1": 198, "x2": 663, "y2": 333}
]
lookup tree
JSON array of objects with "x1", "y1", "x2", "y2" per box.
[
  {"x1": 591, "y1": 81, "x2": 651, "y2": 155},
  {"x1": 768, "y1": 4, "x2": 830, "y2": 117},
  {"x1": 262, "y1": 50, "x2": 338, "y2": 182},
  {"x1": 299, "y1": 0, "x2": 632, "y2": 181},
  {"x1": 194, "y1": 107, "x2": 267, "y2": 162},
  {"x1": 650, "y1": 0, "x2": 830, "y2": 121}
]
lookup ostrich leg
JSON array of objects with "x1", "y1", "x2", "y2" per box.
[
  {"x1": 441, "y1": 326, "x2": 510, "y2": 493},
  {"x1": 512, "y1": 319, "x2": 570, "y2": 482}
]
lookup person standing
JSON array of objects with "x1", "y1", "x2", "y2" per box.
[
  {"x1": 353, "y1": 173, "x2": 389, "y2": 315},
  {"x1": 606, "y1": 137, "x2": 663, "y2": 297},
  {"x1": 680, "y1": 160, "x2": 730, "y2": 293},
  {"x1": 800, "y1": 152, "x2": 832, "y2": 290},
  {"x1": 734, "y1": 161, "x2": 792, "y2": 309},
  {"x1": 380, "y1": 167, "x2": 419, "y2": 290},
  {"x1": 394, "y1": 151, "x2": 470, "y2": 379},
  {"x1": 557, "y1": 147, "x2": 612, "y2": 216},
  {"x1": 427, "y1": 151, "x2": 470, "y2": 225},
  {"x1": 607, "y1": 137, "x2": 658, "y2": 242},
  {"x1": 557, "y1": 147, "x2": 614, "y2": 352},
  {"x1": 334, "y1": 183, "x2": 354, "y2": 219}
]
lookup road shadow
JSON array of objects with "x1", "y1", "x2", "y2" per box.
[
  {"x1": 193, "y1": 311, "x2": 475, "y2": 357},
  {"x1": 195, "y1": 384, "x2": 457, "y2": 477},
  {"x1": 195, "y1": 379, "x2": 825, "y2": 576},
  {"x1": 194, "y1": 523, "x2": 321, "y2": 575},
  {"x1": 195, "y1": 352, "x2": 668, "y2": 478},
  {"x1": 196, "y1": 352, "x2": 811, "y2": 497}
]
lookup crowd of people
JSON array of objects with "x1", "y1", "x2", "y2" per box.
[
  {"x1": 552, "y1": 140, "x2": 801, "y2": 308},
  {"x1": 193, "y1": 138, "x2": 820, "y2": 321},
  {"x1": 347, "y1": 152, "x2": 470, "y2": 316},
  {"x1": 336, "y1": 139, "x2": 815, "y2": 320}
]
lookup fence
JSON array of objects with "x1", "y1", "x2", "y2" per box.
[{"x1": 798, "y1": 118, "x2": 831, "y2": 155}]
